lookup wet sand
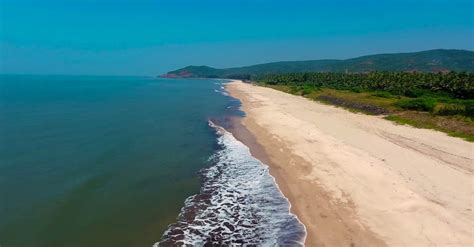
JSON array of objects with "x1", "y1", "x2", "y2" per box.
[{"x1": 226, "y1": 80, "x2": 474, "y2": 247}]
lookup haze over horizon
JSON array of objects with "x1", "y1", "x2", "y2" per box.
[{"x1": 1, "y1": 0, "x2": 473, "y2": 76}]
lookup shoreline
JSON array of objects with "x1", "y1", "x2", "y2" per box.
[
  {"x1": 158, "y1": 119, "x2": 306, "y2": 245},
  {"x1": 225, "y1": 80, "x2": 473, "y2": 246},
  {"x1": 224, "y1": 115, "x2": 308, "y2": 242}
]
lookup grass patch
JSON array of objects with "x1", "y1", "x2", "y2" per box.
[{"x1": 372, "y1": 91, "x2": 395, "y2": 98}]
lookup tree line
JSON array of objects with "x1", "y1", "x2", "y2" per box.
[{"x1": 252, "y1": 71, "x2": 474, "y2": 99}]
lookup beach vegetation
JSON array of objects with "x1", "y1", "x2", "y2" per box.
[
  {"x1": 257, "y1": 71, "x2": 474, "y2": 142},
  {"x1": 255, "y1": 71, "x2": 474, "y2": 99},
  {"x1": 395, "y1": 98, "x2": 437, "y2": 112}
]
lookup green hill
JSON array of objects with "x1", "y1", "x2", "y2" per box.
[{"x1": 162, "y1": 49, "x2": 474, "y2": 78}]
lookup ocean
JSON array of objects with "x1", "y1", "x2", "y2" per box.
[{"x1": 0, "y1": 75, "x2": 305, "y2": 246}]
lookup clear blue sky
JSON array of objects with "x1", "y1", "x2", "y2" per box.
[{"x1": 1, "y1": 0, "x2": 473, "y2": 75}]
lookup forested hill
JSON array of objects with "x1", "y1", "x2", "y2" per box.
[{"x1": 162, "y1": 49, "x2": 474, "y2": 79}]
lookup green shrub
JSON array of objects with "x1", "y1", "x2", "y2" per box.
[
  {"x1": 396, "y1": 98, "x2": 437, "y2": 112},
  {"x1": 404, "y1": 89, "x2": 425, "y2": 98},
  {"x1": 300, "y1": 85, "x2": 316, "y2": 96},
  {"x1": 465, "y1": 103, "x2": 474, "y2": 117},
  {"x1": 372, "y1": 91, "x2": 393, "y2": 98},
  {"x1": 301, "y1": 88, "x2": 312, "y2": 96}
]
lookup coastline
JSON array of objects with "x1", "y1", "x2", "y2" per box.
[
  {"x1": 225, "y1": 80, "x2": 473, "y2": 246},
  {"x1": 224, "y1": 115, "x2": 308, "y2": 242}
]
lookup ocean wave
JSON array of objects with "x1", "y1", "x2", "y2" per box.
[
  {"x1": 214, "y1": 88, "x2": 229, "y2": 96},
  {"x1": 156, "y1": 121, "x2": 306, "y2": 246}
]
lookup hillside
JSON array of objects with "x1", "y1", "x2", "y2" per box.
[{"x1": 162, "y1": 49, "x2": 474, "y2": 78}]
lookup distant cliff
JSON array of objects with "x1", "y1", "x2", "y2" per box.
[{"x1": 162, "y1": 49, "x2": 474, "y2": 79}]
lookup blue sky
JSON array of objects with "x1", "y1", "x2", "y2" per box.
[{"x1": 1, "y1": 0, "x2": 473, "y2": 75}]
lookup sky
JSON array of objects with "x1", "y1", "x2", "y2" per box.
[{"x1": 0, "y1": 0, "x2": 473, "y2": 75}]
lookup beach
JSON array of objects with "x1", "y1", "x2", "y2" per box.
[{"x1": 226, "y1": 80, "x2": 473, "y2": 246}]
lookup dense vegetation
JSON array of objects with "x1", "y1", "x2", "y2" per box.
[
  {"x1": 256, "y1": 71, "x2": 474, "y2": 99},
  {"x1": 163, "y1": 49, "x2": 474, "y2": 78}
]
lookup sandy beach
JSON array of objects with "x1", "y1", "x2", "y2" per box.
[{"x1": 226, "y1": 80, "x2": 473, "y2": 247}]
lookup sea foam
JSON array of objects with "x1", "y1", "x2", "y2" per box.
[
  {"x1": 214, "y1": 88, "x2": 230, "y2": 96},
  {"x1": 156, "y1": 121, "x2": 306, "y2": 246}
]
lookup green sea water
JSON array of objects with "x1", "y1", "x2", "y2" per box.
[{"x1": 0, "y1": 75, "x2": 235, "y2": 246}]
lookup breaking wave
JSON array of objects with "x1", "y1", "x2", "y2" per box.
[{"x1": 156, "y1": 121, "x2": 306, "y2": 246}]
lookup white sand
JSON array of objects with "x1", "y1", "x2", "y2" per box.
[{"x1": 227, "y1": 80, "x2": 473, "y2": 246}]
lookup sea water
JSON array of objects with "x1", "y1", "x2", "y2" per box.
[{"x1": 0, "y1": 75, "x2": 305, "y2": 246}]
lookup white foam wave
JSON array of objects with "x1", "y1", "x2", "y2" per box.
[
  {"x1": 214, "y1": 88, "x2": 229, "y2": 96},
  {"x1": 156, "y1": 121, "x2": 306, "y2": 246}
]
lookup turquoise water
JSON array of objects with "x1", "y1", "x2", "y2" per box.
[{"x1": 0, "y1": 75, "x2": 235, "y2": 246}]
